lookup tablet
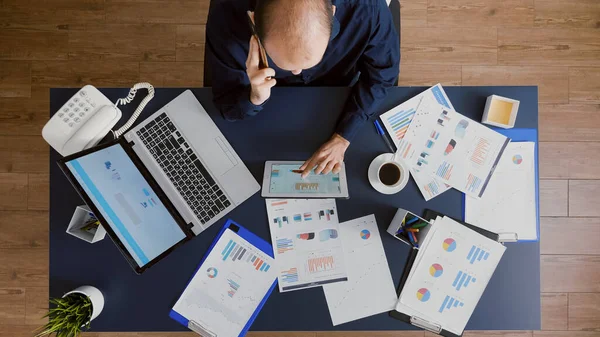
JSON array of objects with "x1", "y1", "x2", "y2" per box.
[{"x1": 261, "y1": 161, "x2": 349, "y2": 198}]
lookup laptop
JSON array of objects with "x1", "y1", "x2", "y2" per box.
[{"x1": 59, "y1": 90, "x2": 260, "y2": 273}]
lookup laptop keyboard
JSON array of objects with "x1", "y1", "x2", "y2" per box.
[{"x1": 136, "y1": 113, "x2": 231, "y2": 225}]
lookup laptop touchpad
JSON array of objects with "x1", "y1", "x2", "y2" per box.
[{"x1": 202, "y1": 137, "x2": 237, "y2": 177}]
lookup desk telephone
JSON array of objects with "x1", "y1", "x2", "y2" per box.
[{"x1": 42, "y1": 83, "x2": 155, "y2": 157}]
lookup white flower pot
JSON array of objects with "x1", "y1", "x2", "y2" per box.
[{"x1": 63, "y1": 285, "x2": 105, "y2": 321}]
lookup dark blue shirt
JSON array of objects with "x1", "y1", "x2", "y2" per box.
[{"x1": 206, "y1": 0, "x2": 400, "y2": 141}]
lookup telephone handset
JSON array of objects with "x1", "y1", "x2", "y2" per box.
[{"x1": 42, "y1": 83, "x2": 154, "y2": 157}]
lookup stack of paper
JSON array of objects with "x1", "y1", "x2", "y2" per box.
[
  {"x1": 395, "y1": 216, "x2": 506, "y2": 335},
  {"x1": 322, "y1": 214, "x2": 398, "y2": 326},
  {"x1": 465, "y1": 142, "x2": 538, "y2": 241},
  {"x1": 265, "y1": 199, "x2": 348, "y2": 292}
]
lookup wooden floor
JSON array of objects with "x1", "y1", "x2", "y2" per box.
[{"x1": 1, "y1": 0, "x2": 599, "y2": 336}]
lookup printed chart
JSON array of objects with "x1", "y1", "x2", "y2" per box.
[
  {"x1": 172, "y1": 229, "x2": 276, "y2": 337},
  {"x1": 266, "y1": 199, "x2": 347, "y2": 292}
]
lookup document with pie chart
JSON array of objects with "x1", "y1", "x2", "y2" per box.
[
  {"x1": 396, "y1": 216, "x2": 506, "y2": 335},
  {"x1": 465, "y1": 142, "x2": 537, "y2": 241},
  {"x1": 322, "y1": 214, "x2": 397, "y2": 325}
]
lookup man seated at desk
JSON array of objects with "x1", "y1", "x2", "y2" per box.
[{"x1": 207, "y1": 0, "x2": 400, "y2": 177}]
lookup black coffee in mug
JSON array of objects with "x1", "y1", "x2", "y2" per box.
[{"x1": 379, "y1": 163, "x2": 401, "y2": 186}]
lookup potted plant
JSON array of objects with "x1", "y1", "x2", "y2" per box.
[{"x1": 36, "y1": 286, "x2": 104, "y2": 337}]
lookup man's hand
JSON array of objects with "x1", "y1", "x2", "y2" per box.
[
  {"x1": 246, "y1": 36, "x2": 276, "y2": 105},
  {"x1": 300, "y1": 133, "x2": 350, "y2": 178}
]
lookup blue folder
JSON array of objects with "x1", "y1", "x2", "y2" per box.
[
  {"x1": 462, "y1": 128, "x2": 540, "y2": 242},
  {"x1": 169, "y1": 219, "x2": 277, "y2": 336}
]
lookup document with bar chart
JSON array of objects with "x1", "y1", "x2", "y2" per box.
[
  {"x1": 171, "y1": 228, "x2": 276, "y2": 337},
  {"x1": 266, "y1": 199, "x2": 347, "y2": 292},
  {"x1": 322, "y1": 214, "x2": 398, "y2": 325},
  {"x1": 396, "y1": 98, "x2": 510, "y2": 198},
  {"x1": 380, "y1": 84, "x2": 454, "y2": 147},
  {"x1": 465, "y1": 142, "x2": 538, "y2": 241},
  {"x1": 396, "y1": 216, "x2": 506, "y2": 335}
]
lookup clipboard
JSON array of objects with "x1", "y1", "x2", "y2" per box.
[
  {"x1": 462, "y1": 128, "x2": 540, "y2": 242},
  {"x1": 389, "y1": 209, "x2": 502, "y2": 337},
  {"x1": 169, "y1": 219, "x2": 277, "y2": 337}
]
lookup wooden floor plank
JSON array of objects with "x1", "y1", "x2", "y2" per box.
[
  {"x1": 25, "y1": 286, "x2": 47, "y2": 326},
  {"x1": 539, "y1": 180, "x2": 568, "y2": 216},
  {"x1": 534, "y1": 0, "x2": 600, "y2": 28},
  {"x1": 541, "y1": 255, "x2": 600, "y2": 293},
  {"x1": 105, "y1": 0, "x2": 209, "y2": 25},
  {"x1": 541, "y1": 293, "x2": 569, "y2": 330},
  {"x1": 0, "y1": 87, "x2": 50, "y2": 136},
  {"x1": 401, "y1": 27, "x2": 497, "y2": 65},
  {"x1": 539, "y1": 104, "x2": 600, "y2": 142},
  {"x1": 27, "y1": 174, "x2": 48, "y2": 212},
  {"x1": 400, "y1": 0, "x2": 427, "y2": 27},
  {"x1": 569, "y1": 293, "x2": 600, "y2": 331},
  {"x1": 140, "y1": 62, "x2": 204, "y2": 87},
  {"x1": 0, "y1": 61, "x2": 31, "y2": 98},
  {"x1": 0, "y1": 24, "x2": 68, "y2": 61},
  {"x1": 0, "y1": 325, "x2": 38, "y2": 337},
  {"x1": 0, "y1": 288, "x2": 25, "y2": 325},
  {"x1": 426, "y1": 0, "x2": 534, "y2": 28},
  {"x1": 319, "y1": 332, "x2": 423, "y2": 337},
  {"x1": 32, "y1": 60, "x2": 140, "y2": 89},
  {"x1": 68, "y1": 24, "x2": 177, "y2": 62},
  {"x1": 398, "y1": 64, "x2": 462, "y2": 86},
  {"x1": 462, "y1": 66, "x2": 569, "y2": 103},
  {"x1": 570, "y1": 67, "x2": 600, "y2": 104},
  {"x1": 0, "y1": 249, "x2": 47, "y2": 288},
  {"x1": 0, "y1": 0, "x2": 105, "y2": 25},
  {"x1": 569, "y1": 180, "x2": 600, "y2": 217},
  {"x1": 426, "y1": 332, "x2": 533, "y2": 337},
  {"x1": 0, "y1": 135, "x2": 48, "y2": 174},
  {"x1": 0, "y1": 211, "x2": 48, "y2": 249},
  {"x1": 176, "y1": 25, "x2": 206, "y2": 62},
  {"x1": 535, "y1": 332, "x2": 600, "y2": 337},
  {"x1": 0, "y1": 173, "x2": 28, "y2": 211},
  {"x1": 541, "y1": 217, "x2": 600, "y2": 255},
  {"x1": 539, "y1": 143, "x2": 600, "y2": 179},
  {"x1": 498, "y1": 28, "x2": 600, "y2": 66}
]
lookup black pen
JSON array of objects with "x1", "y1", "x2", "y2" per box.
[{"x1": 374, "y1": 120, "x2": 395, "y2": 153}]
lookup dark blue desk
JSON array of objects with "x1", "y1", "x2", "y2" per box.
[{"x1": 49, "y1": 86, "x2": 540, "y2": 332}]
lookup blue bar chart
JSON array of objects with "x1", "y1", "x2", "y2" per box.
[
  {"x1": 452, "y1": 270, "x2": 477, "y2": 291},
  {"x1": 221, "y1": 239, "x2": 271, "y2": 272},
  {"x1": 466, "y1": 245, "x2": 490, "y2": 264},
  {"x1": 438, "y1": 295, "x2": 464, "y2": 313},
  {"x1": 227, "y1": 278, "x2": 240, "y2": 298},
  {"x1": 281, "y1": 267, "x2": 299, "y2": 283}
]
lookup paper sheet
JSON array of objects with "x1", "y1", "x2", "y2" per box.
[
  {"x1": 322, "y1": 214, "x2": 398, "y2": 325},
  {"x1": 465, "y1": 142, "x2": 537, "y2": 241},
  {"x1": 397, "y1": 99, "x2": 510, "y2": 198},
  {"x1": 379, "y1": 84, "x2": 454, "y2": 201},
  {"x1": 172, "y1": 228, "x2": 276, "y2": 337},
  {"x1": 397, "y1": 217, "x2": 506, "y2": 335},
  {"x1": 266, "y1": 199, "x2": 347, "y2": 292},
  {"x1": 380, "y1": 84, "x2": 454, "y2": 146}
]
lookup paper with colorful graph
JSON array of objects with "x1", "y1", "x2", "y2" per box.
[
  {"x1": 322, "y1": 214, "x2": 397, "y2": 326},
  {"x1": 396, "y1": 216, "x2": 506, "y2": 335},
  {"x1": 265, "y1": 199, "x2": 347, "y2": 292},
  {"x1": 465, "y1": 142, "x2": 538, "y2": 241},
  {"x1": 379, "y1": 84, "x2": 454, "y2": 201},
  {"x1": 396, "y1": 98, "x2": 510, "y2": 198}
]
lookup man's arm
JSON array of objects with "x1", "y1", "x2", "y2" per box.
[
  {"x1": 206, "y1": 4, "x2": 275, "y2": 121},
  {"x1": 335, "y1": 2, "x2": 400, "y2": 141},
  {"x1": 299, "y1": 2, "x2": 400, "y2": 177}
]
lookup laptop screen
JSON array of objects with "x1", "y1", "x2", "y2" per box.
[{"x1": 65, "y1": 144, "x2": 186, "y2": 267}]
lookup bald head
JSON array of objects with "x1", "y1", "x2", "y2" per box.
[{"x1": 254, "y1": 0, "x2": 334, "y2": 74}]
